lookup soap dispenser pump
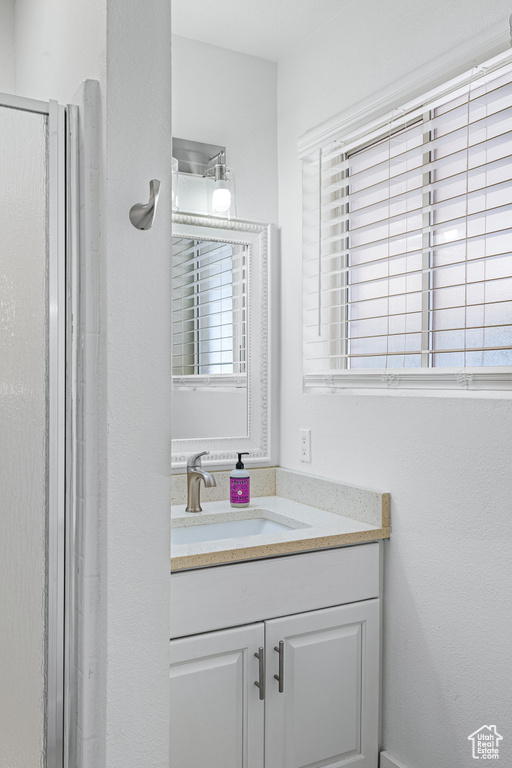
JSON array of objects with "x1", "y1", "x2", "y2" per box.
[{"x1": 230, "y1": 452, "x2": 250, "y2": 508}]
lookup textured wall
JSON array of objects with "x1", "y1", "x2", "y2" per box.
[
  {"x1": 104, "y1": 2, "x2": 172, "y2": 766},
  {"x1": 172, "y1": 35, "x2": 278, "y2": 224},
  {"x1": 277, "y1": 2, "x2": 512, "y2": 767}
]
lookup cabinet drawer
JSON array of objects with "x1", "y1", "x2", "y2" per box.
[{"x1": 170, "y1": 542, "x2": 380, "y2": 638}]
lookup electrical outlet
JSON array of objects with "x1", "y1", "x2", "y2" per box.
[{"x1": 299, "y1": 428, "x2": 311, "y2": 462}]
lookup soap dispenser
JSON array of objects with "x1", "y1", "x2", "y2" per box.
[{"x1": 230, "y1": 452, "x2": 250, "y2": 508}]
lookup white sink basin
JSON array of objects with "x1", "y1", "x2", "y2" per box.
[{"x1": 172, "y1": 516, "x2": 299, "y2": 545}]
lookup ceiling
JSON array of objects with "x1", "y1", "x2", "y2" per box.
[{"x1": 171, "y1": 0, "x2": 355, "y2": 62}]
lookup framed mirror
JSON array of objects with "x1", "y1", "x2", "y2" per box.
[{"x1": 171, "y1": 213, "x2": 274, "y2": 468}]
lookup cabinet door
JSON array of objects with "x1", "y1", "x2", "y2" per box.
[
  {"x1": 170, "y1": 622, "x2": 264, "y2": 768},
  {"x1": 265, "y1": 599, "x2": 380, "y2": 768}
]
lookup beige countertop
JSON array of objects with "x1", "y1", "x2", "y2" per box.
[{"x1": 171, "y1": 468, "x2": 390, "y2": 570}]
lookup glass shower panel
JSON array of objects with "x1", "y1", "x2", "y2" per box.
[{"x1": 0, "y1": 105, "x2": 49, "y2": 767}]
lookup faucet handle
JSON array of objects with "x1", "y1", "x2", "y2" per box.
[{"x1": 187, "y1": 451, "x2": 209, "y2": 470}]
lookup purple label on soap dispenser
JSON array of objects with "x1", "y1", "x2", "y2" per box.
[{"x1": 230, "y1": 477, "x2": 250, "y2": 504}]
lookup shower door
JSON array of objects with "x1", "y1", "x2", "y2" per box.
[{"x1": 0, "y1": 94, "x2": 66, "y2": 768}]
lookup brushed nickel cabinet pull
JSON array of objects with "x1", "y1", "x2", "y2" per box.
[
  {"x1": 254, "y1": 647, "x2": 265, "y2": 700},
  {"x1": 274, "y1": 641, "x2": 284, "y2": 693}
]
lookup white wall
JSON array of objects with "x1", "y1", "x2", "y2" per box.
[
  {"x1": 172, "y1": 35, "x2": 278, "y2": 224},
  {"x1": 14, "y1": 0, "x2": 105, "y2": 103},
  {"x1": 277, "y1": 2, "x2": 512, "y2": 767},
  {"x1": 0, "y1": 0, "x2": 15, "y2": 92}
]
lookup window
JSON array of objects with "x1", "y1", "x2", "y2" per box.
[
  {"x1": 172, "y1": 236, "x2": 247, "y2": 377},
  {"x1": 303, "y1": 53, "x2": 512, "y2": 391}
]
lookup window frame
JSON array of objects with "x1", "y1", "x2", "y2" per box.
[{"x1": 301, "y1": 50, "x2": 512, "y2": 394}]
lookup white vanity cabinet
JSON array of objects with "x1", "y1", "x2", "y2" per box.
[{"x1": 170, "y1": 543, "x2": 382, "y2": 768}]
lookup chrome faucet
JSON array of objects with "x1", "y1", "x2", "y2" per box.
[{"x1": 186, "y1": 451, "x2": 216, "y2": 513}]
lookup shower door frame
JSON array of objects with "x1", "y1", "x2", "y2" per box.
[{"x1": 0, "y1": 92, "x2": 69, "y2": 768}]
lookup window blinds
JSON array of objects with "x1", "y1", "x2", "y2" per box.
[
  {"x1": 303, "y1": 59, "x2": 512, "y2": 382},
  {"x1": 172, "y1": 237, "x2": 246, "y2": 376}
]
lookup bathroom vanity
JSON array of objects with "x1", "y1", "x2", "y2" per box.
[
  {"x1": 168, "y1": 203, "x2": 387, "y2": 766},
  {"x1": 169, "y1": 468, "x2": 389, "y2": 768}
]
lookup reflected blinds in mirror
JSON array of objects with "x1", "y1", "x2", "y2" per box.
[
  {"x1": 303, "y1": 59, "x2": 512, "y2": 374},
  {"x1": 172, "y1": 237, "x2": 247, "y2": 375}
]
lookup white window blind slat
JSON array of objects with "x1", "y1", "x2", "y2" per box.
[
  {"x1": 324, "y1": 135, "x2": 512, "y2": 219},
  {"x1": 326, "y1": 165, "x2": 512, "y2": 232},
  {"x1": 309, "y1": 252, "x2": 512, "y2": 292}
]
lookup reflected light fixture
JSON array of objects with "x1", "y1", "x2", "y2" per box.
[
  {"x1": 205, "y1": 150, "x2": 233, "y2": 215},
  {"x1": 172, "y1": 137, "x2": 236, "y2": 218}
]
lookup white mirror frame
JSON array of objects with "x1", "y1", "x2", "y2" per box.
[{"x1": 171, "y1": 213, "x2": 275, "y2": 469}]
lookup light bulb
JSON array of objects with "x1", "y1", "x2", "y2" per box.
[{"x1": 212, "y1": 186, "x2": 231, "y2": 213}]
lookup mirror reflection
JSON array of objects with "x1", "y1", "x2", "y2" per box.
[
  {"x1": 171, "y1": 231, "x2": 248, "y2": 440},
  {"x1": 171, "y1": 9, "x2": 277, "y2": 465}
]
